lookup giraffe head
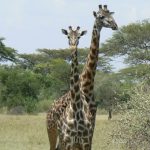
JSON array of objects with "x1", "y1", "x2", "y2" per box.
[
  {"x1": 62, "y1": 26, "x2": 87, "y2": 49},
  {"x1": 93, "y1": 5, "x2": 118, "y2": 30}
]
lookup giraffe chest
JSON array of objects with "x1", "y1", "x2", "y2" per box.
[
  {"x1": 59, "y1": 123, "x2": 92, "y2": 149},
  {"x1": 59, "y1": 110, "x2": 92, "y2": 136}
]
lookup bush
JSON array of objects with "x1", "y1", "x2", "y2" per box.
[
  {"x1": 8, "y1": 106, "x2": 25, "y2": 115},
  {"x1": 0, "y1": 67, "x2": 41, "y2": 113},
  {"x1": 112, "y1": 84, "x2": 150, "y2": 150},
  {"x1": 36, "y1": 99, "x2": 52, "y2": 112},
  {"x1": 0, "y1": 107, "x2": 7, "y2": 114}
]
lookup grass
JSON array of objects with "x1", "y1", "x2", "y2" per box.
[{"x1": 0, "y1": 114, "x2": 123, "y2": 150}]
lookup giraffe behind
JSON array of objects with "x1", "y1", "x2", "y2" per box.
[
  {"x1": 47, "y1": 26, "x2": 88, "y2": 150},
  {"x1": 61, "y1": 26, "x2": 87, "y2": 108},
  {"x1": 57, "y1": 26, "x2": 92, "y2": 149}
]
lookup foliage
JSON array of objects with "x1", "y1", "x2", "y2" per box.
[
  {"x1": 18, "y1": 53, "x2": 48, "y2": 69},
  {"x1": 36, "y1": 99, "x2": 52, "y2": 112},
  {"x1": 19, "y1": 48, "x2": 112, "y2": 72},
  {"x1": 119, "y1": 64, "x2": 150, "y2": 82},
  {"x1": 113, "y1": 84, "x2": 150, "y2": 150},
  {"x1": 38, "y1": 48, "x2": 90, "y2": 63},
  {"x1": 0, "y1": 19, "x2": 149, "y2": 115},
  {"x1": 0, "y1": 62, "x2": 70, "y2": 113},
  {"x1": 0, "y1": 67, "x2": 41, "y2": 113},
  {"x1": 0, "y1": 38, "x2": 17, "y2": 62},
  {"x1": 101, "y1": 20, "x2": 150, "y2": 65},
  {"x1": 95, "y1": 72, "x2": 131, "y2": 114}
]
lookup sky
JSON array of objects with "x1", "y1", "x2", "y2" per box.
[{"x1": 0, "y1": 0, "x2": 150, "y2": 70}]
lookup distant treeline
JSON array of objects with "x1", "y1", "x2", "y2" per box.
[{"x1": 0, "y1": 20, "x2": 149, "y2": 114}]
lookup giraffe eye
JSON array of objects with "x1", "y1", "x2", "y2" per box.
[
  {"x1": 100, "y1": 16, "x2": 105, "y2": 19},
  {"x1": 108, "y1": 20, "x2": 112, "y2": 23},
  {"x1": 67, "y1": 36, "x2": 70, "y2": 39}
]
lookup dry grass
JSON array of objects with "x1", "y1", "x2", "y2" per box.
[{"x1": 0, "y1": 114, "x2": 123, "y2": 150}]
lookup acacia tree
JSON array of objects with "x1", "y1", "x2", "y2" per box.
[
  {"x1": 95, "y1": 78, "x2": 119, "y2": 119},
  {"x1": 0, "y1": 38, "x2": 17, "y2": 62},
  {"x1": 101, "y1": 20, "x2": 150, "y2": 65},
  {"x1": 37, "y1": 48, "x2": 112, "y2": 72},
  {"x1": 100, "y1": 19, "x2": 150, "y2": 87},
  {"x1": 19, "y1": 52, "x2": 71, "y2": 97},
  {"x1": 95, "y1": 73, "x2": 124, "y2": 119}
]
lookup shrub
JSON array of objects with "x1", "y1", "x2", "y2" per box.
[
  {"x1": 0, "y1": 67, "x2": 41, "y2": 113},
  {"x1": 8, "y1": 106, "x2": 25, "y2": 115},
  {"x1": 36, "y1": 99, "x2": 52, "y2": 112},
  {"x1": 112, "y1": 84, "x2": 150, "y2": 150},
  {"x1": 0, "y1": 107, "x2": 7, "y2": 114}
]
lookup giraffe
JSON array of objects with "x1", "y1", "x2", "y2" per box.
[
  {"x1": 79, "y1": 4, "x2": 118, "y2": 148},
  {"x1": 46, "y1": 4, "x2": 118, "y2": 150},
  {"x1": 46, "y1": 26, "x2": 87, "y2": 150},
  {"x1": 57, "y1": 26, "x2": 93, "y2": 150}
]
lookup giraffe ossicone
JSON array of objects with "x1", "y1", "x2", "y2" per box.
[{"x1": 61, "y1": 26, "x2": 87, "y2": 49}]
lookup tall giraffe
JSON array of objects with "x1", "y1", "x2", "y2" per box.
[
  {"x1": 79, "y1": 4, "x2": 118, "y2": 147},
  {"x1": 47, "y1": 26, "x2": 87, "y2": 150},
  {"x1": 46, "y1": 4, "x2": 118, "y2": 150},
  {"x1": 57, "y1": 26, "x2": 92, "y2": 150}
]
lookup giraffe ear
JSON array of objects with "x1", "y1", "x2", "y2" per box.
[
  {"x1": 80, "y1": 30, "x2": 87, "y2": 36},
  {"x1": 61, "y1": 29, "x2": 68, "y2": 35},
  {"x1": 93, "y1": 11, "x2": 97, "y2": 18},
  {"x1": 109, "y1": 12, "x2": 115, "y2": 15}
]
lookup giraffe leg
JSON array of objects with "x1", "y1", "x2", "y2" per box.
[
  {"x1": 73, "y1": 144, "x2": 82, "y2": 150},
  {"x1": 83, "y1": 144, "x2": 90, "y2": 150},
  {"x1": 55, "y1": 137, "x2": 60, "y2": 150},
  {"x1": 47, "y1": 126, "x2": 58, "y2": 150}
]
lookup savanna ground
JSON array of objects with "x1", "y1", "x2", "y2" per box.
[{"x1": 0, "y1": 114, "x2": 125, "y2": 150}]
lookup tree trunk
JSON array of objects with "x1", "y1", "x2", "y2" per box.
[{"x1": 108, "y1": 109, "x2": 112, "y2": 120}]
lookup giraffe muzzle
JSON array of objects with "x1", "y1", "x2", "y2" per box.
[{"x1": 112, "y1": 23, "x2": 118, "y2": 30}]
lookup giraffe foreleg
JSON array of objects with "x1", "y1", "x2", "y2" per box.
[{"x1": 47, "y1": 125, "x2": 58, "y2": 150}]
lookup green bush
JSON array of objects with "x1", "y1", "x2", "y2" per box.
[
  {"x1": 112, "y1": 84, "x2": 150, "y2": 150},
  {"x1": 0, "y1": 107, "x2": 7, "y2": 114},
  {"x1": 36, "y1": 99, "x2": 52, "y2": 112},
  {"x1": 0, "y1": 67, "x2": 41, "y2": 113}
]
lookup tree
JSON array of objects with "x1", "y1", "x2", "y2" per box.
[
  {"x1": 0, "y1": 38, "x2": 17, "y2": 62},
  {"x1": 101, "y1": 20, "x2": 150, "y2": 65},
  {"x1": 37, "y1": 48, "x2": 112, "y2": 72},
  {"x1": 95, "y1": 72, "x2": 129, "y2": 119},
  {"x1": 119, "y1": 64, "x2": 150, "y2": 83},
  {"x1": 18, "y1": 49, "x2": 112, "y2": 98},
  {"x1": 18, "y1": 53, "x2": 48, "y2": 69},
  {"x1": 0, "y1": 67, "x2": 42, "y2": 113}
]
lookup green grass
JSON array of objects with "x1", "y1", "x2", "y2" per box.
[{"x1": 0, "y1": 114, "x2": 123, "y2": 150}]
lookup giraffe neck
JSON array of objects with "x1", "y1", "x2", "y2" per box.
[
  {"x1": 80, "y1": 21, "x2": 102, "y2": 105},
  {"x1": 70, "y1": 48, "x2": 82, "y2": 111}
]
